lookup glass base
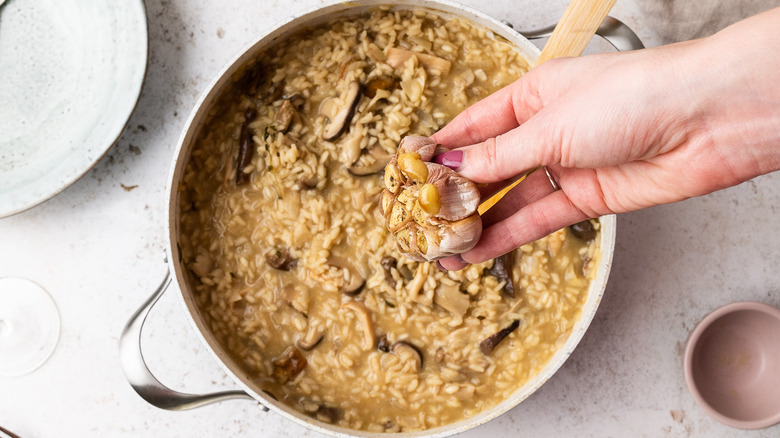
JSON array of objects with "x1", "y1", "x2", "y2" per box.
[{"x1": 0, "y1": 277, "x2": 61, "y2": 377}]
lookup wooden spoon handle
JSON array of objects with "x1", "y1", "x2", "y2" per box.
[{"x1": 534, "y1": 0, "x2": 617, "y2": 67}]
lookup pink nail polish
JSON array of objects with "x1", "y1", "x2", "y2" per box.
[
  {"x1": 456, "y1": 254, "x2": 468, "y2": 266},
  {"x1": 433, "y1": 150, "x2": 463, "y2": 169},
  {"x1": 435, "y1": 260, "x2": 448, "y2": 271}
]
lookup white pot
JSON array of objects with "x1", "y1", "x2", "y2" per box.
[{"x1": 121, "y1": 1, "x2": 640, "y2": 436}]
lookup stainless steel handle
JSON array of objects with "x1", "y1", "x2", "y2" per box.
[
  {"x1": 518, "y1": 16, "x2": 645, "y2": 51},
  {"x1": 119, "y1": 270, "x2": 255, "y2": 410}
]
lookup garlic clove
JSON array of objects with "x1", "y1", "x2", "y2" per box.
[
  {"x1": 384, "y1": 160, "x2": 403, "y2": 194},
  {"x1": 426, "y1": 163, "x2": 480, "y2": 221},
  {"x1": 399, "y1": 135, "x2": 437, "y2": 161},
  {"x1": 435, "y1": 214, "x2": 483, "y2": 257},
  {"x1": 419, "y1": 214, "x2": 482, "y2": 260},
  {"x1": 434, "y1": 145, "x2": 449, "y2": 156}
]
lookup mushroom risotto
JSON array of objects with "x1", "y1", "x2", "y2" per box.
[{"x1": 178, "y1": 7, "x2": 601, "y2": 432}]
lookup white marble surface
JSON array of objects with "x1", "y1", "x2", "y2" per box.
[{"x1": 1, "y1": 0, "x2": 779, "y2": 437}]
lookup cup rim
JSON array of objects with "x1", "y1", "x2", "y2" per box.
[{"x1": 683, "y1": 301, "x2": 780, "y2": 430}]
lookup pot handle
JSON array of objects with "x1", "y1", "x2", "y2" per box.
[
  {"x1": 516, "y1": 16, "x2": 645, "y2": 51},
  {"x1": 119, "y1": 270, "x2": 257, "y2": 410}
]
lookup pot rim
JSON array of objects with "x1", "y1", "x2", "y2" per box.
[{"x1": 165, "y1": 1, "x2": 617, "y2": 436}]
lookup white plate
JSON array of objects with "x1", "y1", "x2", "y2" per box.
[{"x1": 0, "y1": 0, "x2": 148, "y2": 217}]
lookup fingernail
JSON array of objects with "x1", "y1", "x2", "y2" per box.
[
  {"x1": 456, "y1": 254, "x2": 468, "y2": 266},
  {"x1": 436, "y1": 260, "x2": 448, "y2": 271},
  {"x1": 433, "y1": 150, "x2": 463, "y2": 169}
]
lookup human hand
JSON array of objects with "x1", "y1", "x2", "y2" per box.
[{"x1": 434, "y1": 7, "x2": 780, "y2": 270}]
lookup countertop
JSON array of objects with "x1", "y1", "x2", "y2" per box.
[{"x1": 2, "y1": 0, "x2": 779, "y2": 437}]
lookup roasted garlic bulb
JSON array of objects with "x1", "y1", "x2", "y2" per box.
[{"x1": 381, "y1": 136, "x2": 482, "y2": 261}]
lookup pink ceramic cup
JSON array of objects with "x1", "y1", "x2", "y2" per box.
[{"x1": 684, "y1": 301, "x2": 780, "y2": 429}]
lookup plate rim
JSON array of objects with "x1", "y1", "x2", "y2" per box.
[{"x1": 0, "y1": 0, "x2": 150, "y2": 218}]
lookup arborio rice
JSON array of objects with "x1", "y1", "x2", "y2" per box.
[{"x1": 178, "y1": 7, "x2": 601, "y2": 432}]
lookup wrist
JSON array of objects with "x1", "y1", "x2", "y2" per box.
[{"x1": 693, "y1": 15, "x2": 780, "y2": 179}]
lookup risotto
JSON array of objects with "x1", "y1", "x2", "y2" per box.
[{"x1": 177, "y1": 7, "x2": 601, "y2": 432}]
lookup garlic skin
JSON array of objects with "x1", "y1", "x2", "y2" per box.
[
  {"x1": 382, "y1": 136, "x2": 482, "y2": 261},
  {"x1": 398, "y1": 135, "x2": 438, "y2": 161},
  {"x1": 426, "y1": 163, "x2": 480, "y2": 221},
  {"x1": 422, "y1": 214, "x2": 483, "y2": 259}
]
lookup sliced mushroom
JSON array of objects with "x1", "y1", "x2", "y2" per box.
[
  {"x1": 383, "y1": 420, "x2": 401, "y2": 433},
  {"x1": 314, "y1": 405, "x2": 341, "y2": 424},
  {"x1": 570, "y1": 219, "x2": 597, "y2": 242},
  {"x1": 479, "y1": 320, "x2": 520, "y2": 355},
  {"x1": 340, "y1": 130, "x2": 364, "y2": 168},
  {"x1": 380, "y1": 256, "x2": 398, "y2": 289},
  {"x1": 272, "y1": 346, "x2": 307, "y2": 383},
  {"x1": 322, "y1": 81, "x2": 362, "y2": 141},
  {"x1": 262, "y1": 79, "x2": 286, "y2": 104},
  {"x1": 434, "y1": 282, "x2": 469, "y2": 317},
  {"x1": 385, "y1": 47, "x2": 451, "y2": 75},
  {"x1": 397, "y1": 264, "x2": 414, "y2": 282},
  {"x1": 343, "y1": 269, "x2": 366, "y2": 296},
  {"x1": 274, "y1": 99, "x2": 296, "y2": 133},
  {"x1": 391, "y1": 341, "x2": 423, "y2": 372},
  {"x1": 265, "y1": 246, "x2": 296, "y2": 271},
  {"x1": 364, "y1": 76, "x2": 399, "y2": 98},
  {"x1": 296, "y1": 326, "x2": 325, "y2": 351},
  {"x1": 235, "y1": 107, "x2": 258, "y2": 185},
  {"x1": 377, "y1": 334, "x2": 391, "y2": 352},
  {"x1": 284, "y1": 93, "x2": 306, "y2": 110},
  {"x1": 347, "y1": 145, "x2": 392, "y2": 176},
  {"x1": 318, "y1": 96, "x2": 338, "y2": 120},
  {"x1": 488, "y1": 252, "x2": 515, "y2": 298},
  {"x1": 328, "y1": 260, "x2": 366, "y2": 295},
  {"x1": 342, "y1": 300, "x2": 375, "y2": 351},
  {"x1": 298, "y1": 175, "x2": 319, "y2": 190}
]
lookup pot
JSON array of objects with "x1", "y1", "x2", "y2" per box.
[{"x1": 120, "y1": 1, "x2": 641, "y2": 436}]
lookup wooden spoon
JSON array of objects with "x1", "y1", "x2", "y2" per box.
[
  {"x1": 477, "y1": 0, "x2": 616, "y2": 215},
  {"x1": 535, "y1": 0, "x2": 617, "y2": 66}
]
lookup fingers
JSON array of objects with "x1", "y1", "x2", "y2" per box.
[
  {"x1": 474, "y1": 170, "x2": 539, "y2": 201},
  {"x1": 437, "y1": 190, "x2": 588, "y2": 270},
  {"x1": 436, "y1": 117, "x2": 558, "y2": 184},
  {"x1": 479, "y1": 169, "x2": 557, "y2": 227},
  {"x1": 431, "y1": 72, "x2": 546, "y2": 149},
  {"x1": 476, "y1": 180, "x2": 514, "y2": 200}
]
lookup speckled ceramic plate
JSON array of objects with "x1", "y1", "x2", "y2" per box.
[{"x1": 0, "y1": 0, "x2": 147, "y2": 217}]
